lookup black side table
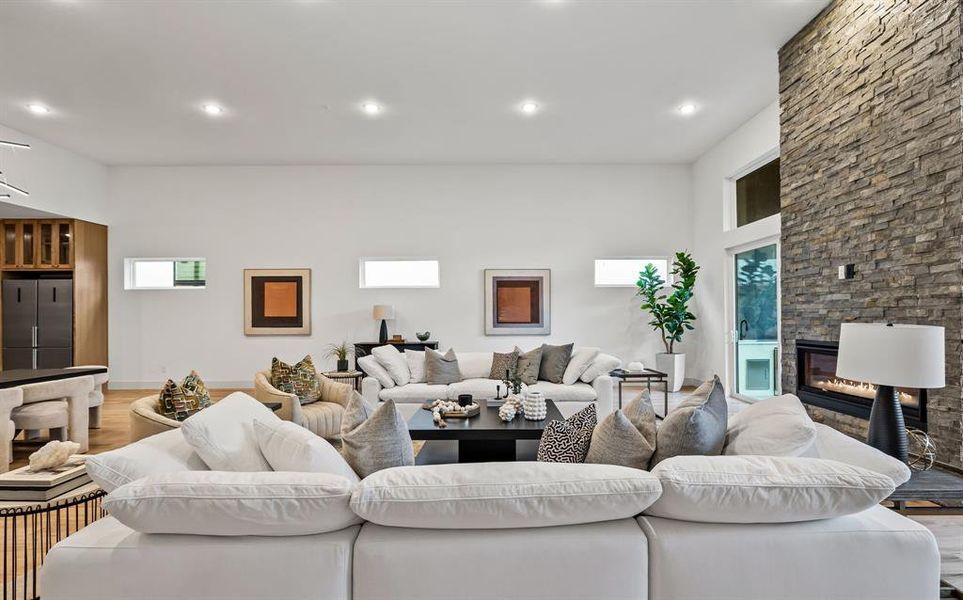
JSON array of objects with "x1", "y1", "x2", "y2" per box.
[
  {"x1": 887, "y1": 467, "x2": 963, "y2": 514},
  {"x1": 354, "y1": 341, "x2": 439, "y2": 377},
  {"x1": 610, "y1": 368, "x2": 670, "y2": 417}
]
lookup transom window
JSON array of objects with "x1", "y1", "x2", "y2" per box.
[
  {"x1": 359, "y1": 258, "x2": 440, "y2": 288},
  {"x1": 124, "y1": 258, "x2": 206, "y2": 290},
  {"x1": 736, "y1": 158, "x2": 780, "y2": 227},
  {"x1": 594, "y1": 258, "x2": 668, "y2": 287}
]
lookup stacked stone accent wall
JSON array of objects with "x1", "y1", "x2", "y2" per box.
[{"x1": 779, "y1": 0, "x2": 963, "y2": 468}]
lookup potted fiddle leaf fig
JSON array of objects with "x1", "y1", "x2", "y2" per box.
[
  {"x1": 325, "y1": 341, "x2": 352, "y2": 372},
  {"x1": 637, "y1": 251, "x2": 700, "y2": 392}
]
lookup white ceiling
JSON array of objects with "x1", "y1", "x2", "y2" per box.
[{"x1": 0, "y1": 0, "x2": 828, "y2": 166}]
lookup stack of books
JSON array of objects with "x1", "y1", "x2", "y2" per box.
[{"x1": 0, "y1": 456, "x2": 91, "y2": 501}]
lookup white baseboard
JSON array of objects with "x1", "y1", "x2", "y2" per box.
[{"x1": 109, "y1": 380, "x2": 253, "y2": 391}]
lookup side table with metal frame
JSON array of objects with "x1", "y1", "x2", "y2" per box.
[
  {"x1": 609, "y1": 368, "x2": 670, "y2": 417},
  {"x1": 322, "y1": 371, "x2": 364, "y2": 392}
]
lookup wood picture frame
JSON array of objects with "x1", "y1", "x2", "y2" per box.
[
  {"x1": 484, "y1": 269, "x2": 551, "y2": 335},
  {"x1": 243, "y1": 268, "x2": 311, "y2": 336}
]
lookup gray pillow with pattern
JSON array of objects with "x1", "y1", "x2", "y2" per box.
[
  {"x1": 514, "y1": 346, "x2": 543, "y2": 385},
  {"x1": 489, "y1": 349, "x2": 519, "y2": 380}
]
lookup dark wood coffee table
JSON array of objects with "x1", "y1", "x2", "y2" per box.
[{"x1": 408, "y1": 398, "x2": 562, "y2": 464}]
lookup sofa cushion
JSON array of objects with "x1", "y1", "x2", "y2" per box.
[
  {"x1": 538, "y1": 343, "x2": 574, "y2": 384},
  {"x1": 156, "y1": 371, "x2": 212, "y2": 421},
  {"x1": 85, "y1": 429, "x2": 208, "y2": 493},
  {"x1": 357, "y1": 355, "x2": 395, "y2": 389},
  {"x1": 372, "y1": 345, "x2": 411, "y2": 386},
  {"x1": 447, "y1": 378, "x2": 509, "y2": 400},
  {"x1": 724, "y1": 394, "x2": 817, "y2": 457},
  {"x1": 515, "y1": 346, "x2": 543, "y2": 385},
  {"x1": 270, "y1": 355, "x2": 321, "y2": 404},
  {"x1": 340, "y1": 394, "x2": 414, "y2": 477},
  {"x1": 527, "y1": 381, "x2": 597, "y2": 402},
  {"x1": 645, "y1": 455, "x2": 896, "y2": 523},
  {"x1": 586, "y1": 391, "x2": 657, "y2": 469},
  {"x1": 456, "y1": 352, "x2": 494, "y2": 380},
  {"x1": 426, "y1": 348, "x2": 462, "y2": 385},
  {"x1": 488, "y1": 349, "x2": 518, "y2": 380},
  {"x1": 562, "y1": 347, "x2": 600, "y2": 385},
  {"x1": 350, "y1": 462, "x2": 662, "y2": 529},
  {"x1": 180, "y1": 392, "x2": 276, "y2": 471},
  {"x1": 405, "y1": 350, "x2": 426, "y2": 384},
  {"x1": 651, "y1": 375, "x2": 727, "y2": 466},
  {"x1": 537, "y1": 404, "x2": 597, "y2": 463},
  {"x1": 580, "y1": 353, "x2": 621, "y2": 383},
  {"x1": 802, "y1": 422, "x2": 912, "y2": 485},
  {"x1": 380, "y1": 383, "x2": 450, "y2": 402},
  {"x1": 104, "y1": 471, "x2": 361, "y2": 536},
  {"x1": 253, "y1": 418, "x2": 359, "y2": 482}
]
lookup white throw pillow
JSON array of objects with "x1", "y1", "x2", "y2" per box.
[
  {"x1": 802, "y1": 422, "x2": 912, "y2": 485},
  {"x1": 372, "y1": 345, "x2": 411, "y2": 386},
  {"x1": 85, "y1": 429, "x2": 208, "y2": 492},
  {"x1": 104, "y1": 471, "x2": 361, "y2": 536},
  {"x1": 351, "y1": 462, "x2": 662, "y2": 529},
  {"x1": 253, "y1": 419, "x2": 359, "y2": 482},
  {"x1": 180, "y1": 392, "x2": 276, "y2": 471},
  {"x1": 645, "y1": 455, "x2": 895, "y2": 523},
  {"x1": 723, "y1": 394, "x2": 817, "y2": 457},
  {"x1": 562, "y1": 347, "x2": 601, "y2": 385},
  {"x1": 357, "y1": 355, "x2": 395, "y2": 389},
  {"x1": 405, "y1": 350, "x2": 426, "y2": 384},
  {"x1": 580, "y1": 353, "x2": 622, "y2": 383}
]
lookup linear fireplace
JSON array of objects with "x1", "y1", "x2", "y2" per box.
[{"x1": 795, "y1": 339, "x2": 927, "y2": 430}]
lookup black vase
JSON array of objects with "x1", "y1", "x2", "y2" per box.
[{"x1": 337, "y1": 359, "x2": 349, "y2": 372}]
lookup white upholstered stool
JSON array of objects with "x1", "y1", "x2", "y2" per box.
[
  {"x1": 11, "y1": 400, "x2": 69, "y2": 441},
  {"x1": 19, "y1": 376, "x2": 94, "y2": 452},
  {"x1": 0, "y1": 388, "x2": 23, "y2": 472},
  {"x1": 68, "y1": 366, "x2": 108, "y2": 429}
]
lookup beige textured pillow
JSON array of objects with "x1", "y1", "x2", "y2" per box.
[
  {"x1": 586, "y1": 391, "x2": 657, "y2": 469},
  {"x1": 426, "y1": 348, "x2": 462, "y2": 385},
  {"x1": 340, "y1": 393, "x2": 414, "y2": 478}
]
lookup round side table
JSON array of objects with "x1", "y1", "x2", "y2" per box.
[{"x1": 322, "y1": 371, "x2": 363, "y2": 391}]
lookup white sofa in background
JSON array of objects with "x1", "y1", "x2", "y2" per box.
[{"x1": 361, "y1": 350, "x2": 618, "y2": 419}]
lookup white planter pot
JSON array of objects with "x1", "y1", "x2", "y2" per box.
[{"x1": 656, "y1": 353, "x2": 686, "y2": 392}]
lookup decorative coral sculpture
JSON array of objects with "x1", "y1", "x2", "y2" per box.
[{"x1": 28, "y1": 440, "x2": 81, "y2": 472}]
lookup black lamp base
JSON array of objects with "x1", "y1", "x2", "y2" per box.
[
  {"x1": 867, "y1": 384, "x2": 908, "y2": 463},
  {"x1": 379, "y1": 319, "x2": 388, "y2": 344}
]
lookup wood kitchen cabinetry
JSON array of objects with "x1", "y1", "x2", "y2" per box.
[{"x1": 1, "y1": 219, "x2": 73, "y2": 269}]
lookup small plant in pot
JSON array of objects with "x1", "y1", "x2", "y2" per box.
[
  {"x1": 325, "y1": 341, "x2": 352, "y2": 372},
  {"x1": 637, "y1": 251, "x2": 700, "y2": 392}
]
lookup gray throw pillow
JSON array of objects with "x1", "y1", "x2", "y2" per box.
[
  {"x1": 489, "y1": 349, "x2": 519, "y2": 380},
  {"x1": 586, "y1": 391, "x2": 657, "y2": 469},
  {"x1": 650, "y1": 375, "x2": 728, "y2": 466},
  {"x1": 538, "y1": 343, "x2": 574, "y2": 384},
  {"x1": 426, "y1": 348, "x2": 462, "y2": 385},
  {"x1": 340, "y1": 393, "x2": 414, "y2": 478},
  {"x1": 514, "y1": 346, "x2": 543, "y2": 385}
]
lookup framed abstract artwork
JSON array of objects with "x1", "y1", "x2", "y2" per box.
[
  {"x1": 243, "y1": 269, "x2": 311, "y2": 336},
  {"x1": 484, "y1": 269, "x2": 551, "y2": 335}
]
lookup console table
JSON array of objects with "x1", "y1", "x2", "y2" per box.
[{"x1": 354, "y1": 341, "x2": 438, "y2": 377}]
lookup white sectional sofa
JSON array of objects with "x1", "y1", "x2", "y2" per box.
[
  {"x1": 360, "y1": 349, "x2": 618, "y2": 420},
  {"x1": 42, "y1": 420, "x2": 939, "y2": 600}
]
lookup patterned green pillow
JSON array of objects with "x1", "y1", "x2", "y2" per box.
[
  {"x1": 157, "y1": 371, "x2": 213, "y2": 422},
  {"x1": 271, "y1": 355, "x2": 321, "y2": 405}
]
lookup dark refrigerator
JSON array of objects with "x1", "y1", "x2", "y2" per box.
[{"x1": 3, "y1": 279, "x2": 73, "y2": 370}]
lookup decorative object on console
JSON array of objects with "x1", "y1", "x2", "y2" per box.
[
  {"x1": 157, "y1": 370, "x2": 212, "y2": 421},
  {"x1": 416, "y1": 331, "x2": 431, "y2": 342},
  {"x1": 390, "y1": 335, "x2": 404, "y2": 343},
  {"x1": 627, "y1": 361, "x2": 645, "y2": 372},
  {"x1": 498, "y1": 400, "x2": 519, "y2": 422},
  {"x1": 340, "y1": 394, "x2": 414, "y2": 477},
  {"x1": 244, "y1": 268, "x2": 311, "y2": 336},
  {"x1": 0, "y1": 453, "x2": 90, "y2": 501},
  {"x1": 28, "y1": 440, "x2": 80, "y2": 472},
  {"x1": 906, "y1": 428, "x2": 935, "y2": 471},
  {"x1": 514, "y1": 345, "x2": 543, "y2": 385},
  {"x1": 270, "y1": 355, "x2": 321, "y2": 404},
  {"x1": 522, "y1": 390, "x2": 547, "y2": 420},
  {"x1": 324, "y1": 341, "x2": 353, "y2": 372},
  {"x1": 637, "y1": 251, "x2": 700, "y2": 391},
  {"x1": 586, "y1": 391, "x2": 657, "y2": 469},
  {"x1": 836, "y1": 323, "x2": 945, "y2": 463},
  {"x1": 650, "y1": 376, "x2": 727, "y2": 466},
  {"x1": 537, "y1": 403, "x2": 597, "y2": 463},
  {"x1": 425, "y1": 348, "x2": 462, "y2": 385},
  {"x1": 373, "y1": 304, "x2": 395, "y2": 344},
  {"x1": 538, "y1": 343, "x2": 573, "y2": 384},
  {"x1": 484, "y1": 269, "x2": 551, "y2": 335}
]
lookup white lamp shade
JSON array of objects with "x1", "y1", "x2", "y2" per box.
[
  {"x1": 372, "y1": 304, "x2": 395, "y2": 320},
  {"x1": 836, "y1": 323, "x2": 945, "y2": 389}
]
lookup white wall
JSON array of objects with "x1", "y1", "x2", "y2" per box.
[
  {"x1": 688, "y1": 101, "x2": 781, "y2": 385},
  {"x1": 0, "y1": 123, "x2": 109, "y2": 224},
  {"x1": 107, "y1": 165, "x2": 691, "y2": 387}
]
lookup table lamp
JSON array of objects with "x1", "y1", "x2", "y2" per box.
[
  {"x1": 373, "y1": 305, "x2": 395, "y2": 344},
  {"x1": 836, "y1": 323, "x2": 944, "y2": 462}
]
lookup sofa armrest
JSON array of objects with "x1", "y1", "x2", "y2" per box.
[
  {"x1": 805, "y1": 423, "x2": 912, "y2": 485},
  {"x1": 592, "y1": 375, "x2": 614, "y2": 418},
  {"x1": 254, "y1": 371, "x2": 302, "y2": 424},
  {"x1": 361, "y1": 377, "x2": 382, "y2": 406}
]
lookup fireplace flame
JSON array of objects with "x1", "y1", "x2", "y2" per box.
[{"x1": 815, "y1": 378, "x2": 914, "y2": 403}]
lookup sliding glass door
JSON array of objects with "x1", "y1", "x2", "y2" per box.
[{"x1": 733, "y1": 243, "x2": 780, "y2": 399}]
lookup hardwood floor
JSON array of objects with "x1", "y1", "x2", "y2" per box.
[{"x1": 8, "y1": 388, "x2": 963, "y2": 595}]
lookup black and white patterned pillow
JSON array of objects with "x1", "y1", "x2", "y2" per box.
[{"x1": 537, "y1": 404, "x2": 598, "y2": 463}]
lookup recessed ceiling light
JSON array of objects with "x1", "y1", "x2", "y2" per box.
[
  {"x1": 677, "y1": 103, "x2": 698, "y2": 116},
  {"x1": 519, "y1": 101, "x2": 540, "y2": 115},
  {"x1": 361, "y1": 102, "x2": 383, "y2": 116},
  {"x1": 26, "y1": 103, "x2": 50, "y2": 116},
  {"x1": 201, "y1": 103, "x2": 225, "y2": 116}
]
